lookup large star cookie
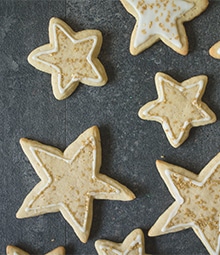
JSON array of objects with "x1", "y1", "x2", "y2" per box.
[
  {"x1": 16, "y1": 126, "x2": 135, "y2": 243},
  {"x1": 95, "y1": 229, "x2": 149, "y2": 255},
  {"x1": 6, "y1": 246, "x2": 65, "y2": 255},
  {"x1": 138, "y1": 72, "x2": 216, "y2": 148},
  {"x1": 149, "y1": 156, "x2": 220, "y2": 255},
  {"x1": 28, "y1": 17, "x2": 107, "y2": 100},
  {"x1": 119, "y1": 0, "x2": 209, "y2": 55},
  {"x1": 209, "y1": 41, "x2": 220, "y2": 59}
]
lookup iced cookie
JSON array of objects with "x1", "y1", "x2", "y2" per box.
[
  {"x1": 119, "y1": 0, "x2": 209, "y2": 55},
  {"x1": 6, "y1": 246, "x2": 65, "y2": 255},
  {"x1": 149, "y1": 156, "x2": 220, "y2": 255},
  {"x1": 138, "y1": 72, "x2": 216, "y2": 148},
  {"x1": 209, "y1": 41, "x2": 220, "y2": 59},
  {"x1": 16, "y1": 126, "x2": 135, "y2": 243},
  {"x1": 95, "y1": 229, "x2": 150, "y2": 255},
  {"x1": 28, "y1": 17, "x2": 107, "y2": 100}
]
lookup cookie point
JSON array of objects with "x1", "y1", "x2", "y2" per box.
[
  {"x1": 6, "y1": 245, "x2": 24, "y2": 255},
  {"x1": 156, "y1": 160, "x2": 167, "y2": 170},
  {"x1": 50, "y1": 246, "x2": 66, "y2": 255},
  {"x1": 130, "y1": 46, "x2": 139, "y2": 56},
  {"x1": 49, "y1": 16, "x2": 59, "y2": 24},
  {"x1": 155, "y1": 71, "x2": 165, "y2": 78},
  {"x1": 156, "y1": 159, "x2": 163, "y2": 165},
  {"x1": 129, "y1": 191, "x2": 136, "y2": 200},
  {"x1": 6, "y1": 245, "x2": 13, "y2": 254},
  {"x1": 15, "y1": 210, "x2": 21, "y2": 219},
  {"x1": 94, "y1": 239, "x2": 100, "y2": 246},
  {"x1": 88, "y1": 125, "x2": 99, "y2": 136},
  {"x1": 80, "y1": 235, "x2": 88, "y2": 244},
  {"x1": 155, "y1": 72, "x2": 166, "y2": 82},
  {"x1": 19, "y1": 137, "x2": 28, "y2": 145},
  {"x1": 148, "y1": 228, "x2": 155, "y2": 237},
  {"x1": 138, "y1": 108, "x2": 144, "y2": 119},
  {"x1": 91, "y1": 125, "x2": 99, "y2": 130},
  {"x1": 27, "y1": 52, "x2": 33, "y2": 64},
  {"x1": 132, "y1": 228, "x2": 143, "y2": 235}
]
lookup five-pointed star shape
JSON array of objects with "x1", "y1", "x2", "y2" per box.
[
  {"x1": 28, "y1": 17, "x2": 107, "y2": 100},
  {"x1": 95, "y1": 229, "x2": 150, "y2": 255},
  {"x1": 16, "y1": 126, "x2": 135, "y2": 243},
  {"x1": 138, "y1": 72, "x2": 216, "y2": 148},
  {"x1": 209, "y1": 41, "x2": 220, "y2": 59},
  {"x1": 6, "y1": 245, "x2": 65, "y2": 255},
  {"x1": 149, "y1": 156, "x2": 220, "y2": 255},
  {"x1": 119, "y1": 0, "x2": 209, "y2": 55}
]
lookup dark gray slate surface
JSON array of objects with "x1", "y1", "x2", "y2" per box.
[{"x1": 0, "y1": 0, "x2": 220, "y2": 254}]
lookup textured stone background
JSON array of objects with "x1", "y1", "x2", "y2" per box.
[{"x1": 0, "y1": 0, "x2": 220, "y2": 254}]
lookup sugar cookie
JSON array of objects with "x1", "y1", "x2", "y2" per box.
[
  {"x1": 28, "y1": 17, "x2": 107, "y2": 100},
  {"x1": 138, "y1": 72, "x2": 216, "y2": 148},
  {"x1": 149, "y1": 156, "x2": 220, "y2": 255},
  {"x1": 119, "y1": 0, "x2": 209, "y2": 55},
  {"x1": 95, "y1": 229, "x2": 149, "y2": 255},
  {"x1": 6, "y1": 246, "x2": 65, "y2": 255},
  {"x1": 16, "y1": 126, "x2": 135, "y2": 243}
]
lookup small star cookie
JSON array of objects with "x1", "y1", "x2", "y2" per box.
[
  {"x1": 149, "y1": 156, "x2": 220, "y2": 255},
  {"x1": 138, "y1": 72, "x2": 216, "y2": 148},
  {"x1": 119, "y1": 0, "x2": 209, "y2": 55},
  {"x1": 95, "y1": 229, "x2": 150, "y2": 255},
  {"x1": 6, "y1": 246, "x2": 65, "y2": 255},
  {"x1": 16, "y1": 126, "x2": 135, "y2": 243},
  {"x1": 28, "y1": 17, "x2": 107, "y2": 100},
  {"x1": 209, "y1": 41, "x2": 220, "y2": 59}
]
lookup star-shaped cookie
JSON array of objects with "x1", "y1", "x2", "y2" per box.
[
  {"x1": 119, "y1": 0, "x2": 208, "y2": 55},
  {"x1": 95, "y1": 229, "x2": 150, "y2": 255},
  {"x1": 28, "y1": 17, "x2": 107, "y2": 100},
  {"x1": 149, "y1": 156, "x2": 220, "y2": 255},
  {"x1": 16, "y1": 126, "x2": 135, "y2": 243},
  {"x1": 6, "y1": 246, "x2": 65, "y2": 255},
  {"x1": 138, "y1": 72, "x2": 216, "y2": 148},
  {"x1": 209, "y1": 41, "x2": 220, "y2": 59}
]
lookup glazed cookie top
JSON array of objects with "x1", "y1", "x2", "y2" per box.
[
  {"x1": 28, "y1": 17, "x2": 107, "y2": 100},
  {"x1": 95, "y1": 229, "x2": 149, "y2": 255},
  {"x1": 17, "y1": 126, "x2": 135, "y2": 243},
  {"x1": 138, "y1": 72, "x2": 216, "y2": 148},
  {"x1": 149, "y1": 156, "x2": 220, "y2": 255},
  {"x1": 120, "y1": 0, "x2": 209, "y2": 55}
]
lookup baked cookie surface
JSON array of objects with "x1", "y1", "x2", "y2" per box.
[
  {"x1": 138, "y1": 72, "x2": 216, "y2": 148},
  {"x1": 209, "y1": 41, "x2": 220, "y2": 59},
  {"x1": 149, "y1": 156, "x2": 220, "y2": 255},
  {"x1": 6, "y1": 246, "x2": 65, "y2": 255},
  {"x1": 119, "y1": 0, "x2": 209, "y2": 55},
  {"x1": 28, "y1": 17, "x2": 107, "y2": 100},
  {"x1": 16, "y1": 126, "x2": 135, "y2": 243},
  {"x1": 95, "y1": 229, "x2": 149, "y2": 255}
]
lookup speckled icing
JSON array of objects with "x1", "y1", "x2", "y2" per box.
[
  {"x1": 161, "y1": 163, "x2": 220, "y2": 255},
  {"x1": 126, "y1": 0, "x2": 193, "y2": 48},
  {"x1": 95, "y1": 229, "x2": 147, "y2": 255},
  {"x1": 25, "y1": 136, "x2": 120, "y2": 233},
  {"x1": 32, "y1": 22, "x2": 103, "y2": 94},
  {"x1": 17, "y1": 127, "x2": 135, "y2": 243},
  {"x1": 139, "y1": 75, "x2": 212, "y2": 147}
]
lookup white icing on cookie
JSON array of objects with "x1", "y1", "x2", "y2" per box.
[
  {"x1": 142, "y1": 76, "x2": 211, "y2": 147},
  {"x1": 126, "y1": 0, "x2": 194, "y2": 48},
  {"x1": 25, "y1": 136, "x2": 120, "y2": 233},
  {"x1": 98, "y1": 234, "x2": 143, "y2": 255},
  {"x1": 32, "y1": 22, "x2": 103, "y2": 94},
  {"x1": 161, "y1": 164, "x2": 220, "y2": 255}
]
